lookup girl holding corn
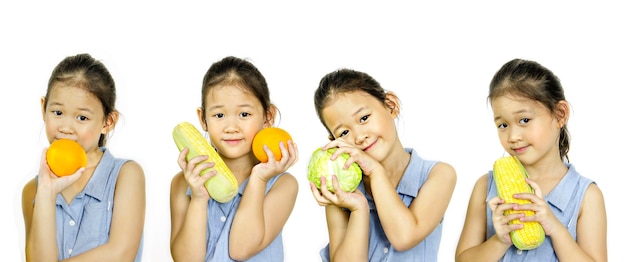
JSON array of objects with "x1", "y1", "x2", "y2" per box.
[
  {"x1": 21, "y1": 53, "x2": 146, "y2": 261},
  {"x1": 455, "y1": 59, "x2": 607, "y2": 261},
  {"x1": 169, "y1": 56, "x2": 299, "y2": 261},
  {"x1": 308, "y1": 68, "x2": 457, "y2": 261}
]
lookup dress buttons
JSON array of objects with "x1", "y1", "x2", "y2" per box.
[
  {"x1": 68, "y1": 249, "x2": 73, "y2": 255},
  {"x1": 69, "y1": 220, "x2": 76, "y2": 226},
  {"x1": 383, "y1": 247, "x2": 389, "y2": 254},
  {"x1": 516, "y1": 249, "x2": 523, "y2": 255},
  {"x1": 220, "y1": 216, "x2": 226, "y2": 222}
]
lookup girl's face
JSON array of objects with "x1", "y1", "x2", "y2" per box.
[
  {"x1": 491, "y1": 94, "x2": 562, "y2": 166},
  {"x1": 321, "y1": 91, "x2": 398, "y2": 162},
  {"x1": 41, "y1": 84, "x2": 109, "y2": 154},
  {"x1": 199, "y1": 85, "x2": 268, "y2": 160}
]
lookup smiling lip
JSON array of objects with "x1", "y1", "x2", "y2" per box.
[
  {"x1": 223, "y1": 139, "x2": 242, "y2": 145},
  {"x1": 363, "y1": 139, "x2": 377, "y2": 152},
  {"x1": 513, "y1": 146, "x2": 527, "y2": 154}
]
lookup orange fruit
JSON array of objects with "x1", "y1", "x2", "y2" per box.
[
  {"x1": 46, "y1": 139, "x2": 87, "y2": 177},
  {"x1": 252, "y1": 127, "x2": 293, "y2": 162}
]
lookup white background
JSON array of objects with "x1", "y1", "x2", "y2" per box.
[{"x1": 1, "y1": 1, "x2": 623, "y2": 261}]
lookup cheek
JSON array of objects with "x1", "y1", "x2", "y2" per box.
[
  {"x1": 497, "y1": 131, "x2": 509, "y2": 145},
  {"x1": 44, "y1": 121, "x2": 57, "y2": 141},
  {"x1": 78, "y1": 125, "x2": 105, "y2": 144}
]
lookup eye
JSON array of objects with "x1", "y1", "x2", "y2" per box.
[
  {"x1": 359, "y1": 114, "x2": 370, "y2": 123},
  {"x1": 213, "y1": 113, "x2": 224, "y2": 119},
  {"x1": 520, "y1": 118, "x2": 530, "y2": 124},
  {"x1": 497, "y1": 122, "x2": 508, "y2": 129},
  {"x1": 337, "y1": 130, "x2": 349, "y2": 138},
  {"x1": 240, "y1": 112, "x2": 250, "y2": 118},
  {"x1": 52, "y1": 110, "x2": 62, "y2": 116},
  {"x1": 77, "y1": 115, "x2": 89, "y2": 121}
]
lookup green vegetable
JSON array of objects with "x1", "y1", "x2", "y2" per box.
[{"x1": 307, "y1": 147, "x2": 362, "y2": 192}]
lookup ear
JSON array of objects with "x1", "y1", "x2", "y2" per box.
[
  {"x1": 264, "y1": 105, "x2": 277, "y2": 128},
  {"x1": 196, "y1": 107, "x2": 208, "y2": 131},
  {"x1": 556, "y1": 100, "x2": 570, "y2": 128},
  {"x1": 102, "y1": 111, "x2": 119, "y2": 135},
  {"x1": 40, "y1": 96, "x2": 46, "y2": 121},
  {"x1": 384, "y1": 92, "x2": 401, "y2": 118}
]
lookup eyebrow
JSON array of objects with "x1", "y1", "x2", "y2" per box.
[
  {"x1": 493, "y1": 109, "x2": 529, "y2": 122},
  {"x1": 331, "y1": 107, "x2": 366, "y2": 135},
  {"x1": 48, "y1": 102, "x2": 94, "y2": 114},
  {"x1": 207, "y1": 103, "x2": 254, "y2": 111}
]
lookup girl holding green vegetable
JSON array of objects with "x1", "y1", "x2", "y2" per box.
[{"x1": 308, "y1": 68, "x2": 457, "y2": 261}]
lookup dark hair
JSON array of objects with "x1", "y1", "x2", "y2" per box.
[
  {"x1": 314, "y1": 68, "x2": 394, "y2": 138},
  {"x1": 44, "y1": 53, "x2": 117, "y2": 147},
  {"x1": 488, "y1": 58, "x2": 570, "y2": 161},
  {"x1": 200, "y1": 56, "x2": 275, "y2": 122}
]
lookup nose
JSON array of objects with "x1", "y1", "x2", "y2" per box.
[
  {"x1": 507, "y1": 126, "x2": 522, "y2": 143},
  {"x1": 223, "y1": 117, "x2": 240, "y2": 134},
  {"x1": 58, "y1": 116, "x2": 76, "y2": 135},
  {"x1": 354, "y1": 129, "x2": 368, "y2": 146}
]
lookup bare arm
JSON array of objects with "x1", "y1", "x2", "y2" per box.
[
  {"x1": 455, "y1": 174, "x2": 511, "y2": 262},
  {"x1": 372, "y1": 162, "x2": 457, "y2": 251},
  {"x1": 60, "y1": 161, "x2": 146, "y2": 262},
  {"x1": 170, "y1": 149, "x2": 217, "y2": 261},
  {"x1": 228, "y1": 173, "x2": 298, "y2": 260},
  {"x1": 308, "y1": 175, "x2": 369, "y2": 262},
  {"x1": 22, "y1": 177, "x2": 60, "y2": 262},
  {"x1": 326, "y1": 197, "x2": 369, "y2": 262},
  {"x1": 551, "y1": 183, "x2": 607, "y2": 261},
  {"x1": 24, "y1": 151, "x2": 84, "y2": 262},
  {"x1": 228, "y1": 140, "x2": 299, "y2": 260},
  {"x1": 170, "y1": 172, "x2": 209, "y2": 262}
]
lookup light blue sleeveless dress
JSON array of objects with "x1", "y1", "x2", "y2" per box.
[
  {"x1": 40, "y1": 148, "x2": 143, "y2": 261},
  {"x1": 320, "y1": 148, "x2": 444, "y2": 261},
  {"x1": 486, "y1": 163, "x2": 593, "y2": 261},
  {"x1": 186, "y1": 173, "x2": 286, "y2": 261}
]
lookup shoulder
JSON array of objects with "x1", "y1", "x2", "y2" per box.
[
  {"x1": 170, "y1": 171, "x2": 187, "y2": 192},
  {"x1": 582, "y1": 182, "x2": 605, "y2": 209},
  {"x1": 474, "y1": 173, "x2": 489, "y2": 189},
  {"x1": 118, "y1": 160, "x2": 145, "y2": 182},
  {"x1": 428, "y1": 161, "x2": 457, "y2": 184},
  {"x1": 22, "y1": 178, "x2": 37, "y2": 201},
  {"x1": 271, "y1": 172, "x2": 298, "y2": 192},
  {"x1": 468, "y1": 173, "x2": 489, "y2": 198}
]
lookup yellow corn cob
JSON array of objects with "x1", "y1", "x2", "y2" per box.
[
  {"x1": 493, "y1": 156, "x2": 545, "y2": 250},
  {"x1": 172, "y1": 121, "x2": 238, "y2": 203}
]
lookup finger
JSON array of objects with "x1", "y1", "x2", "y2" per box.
[
  {"x1": 318, "y1": 176, "x2": 336, "y2": 199},
  {"x1": 330, "y1": 175, "x2": 343, "y2": 195},
  {"x1": 199, "y1": 169, "x2": 216, "y2": 182},
  {"x1": 525, "y1": 178, "x2": 543, "y2": 198},
  {"x1": 309, "y1": 182, "x2": 330, "y2": 206},
  {"x1": 192, "y1": 161, "x2": 214, "y2": 178},
  {"x1": 177, "y1": 148, "x2": 189, "y2": 169},
  {"x1": 287, "y1": 140, "x2": 298, "y2": 163},
  {"x1": 262, "y1": 144, "x2": 277, "y2": 163},
  {"x1": 487, "y1": 197, "x2": 504, "y2": 212}
]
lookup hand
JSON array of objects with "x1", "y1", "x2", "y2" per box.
[
  {"x1": 177, "y1": 148, "x2": 214, "y2": 200},
  {"x1": 322, "y1": 139, "x2": 383, "y2": 177},
  {"x1": 513, "y1": 178, "x2": 562, "y2": 236},
  {"x1": 487, "y1": 196, "x2": 524, "y2": 246},
  {"x1": 37, "y1": 149, "x2": 84, "y2": 197},
  {"x1": 252, "y1": 140, "x2": 298, "y2": 182},
  {"x1": 309, "y1": 175, "x2": 367, "y2": 212}
]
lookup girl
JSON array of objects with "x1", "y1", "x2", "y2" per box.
[
  {"x1": 21, "y1": 53, "x2": 146, "y2": 261},
  {"x1": 169, "y1": 56, "x2": 299, "y2": 261},
  {"x1": 455, "y1": 59, "x2": 607, "y2": 261},
  {"x1": 309, "y1": 68, "x2": 457, "y2": 261}
]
